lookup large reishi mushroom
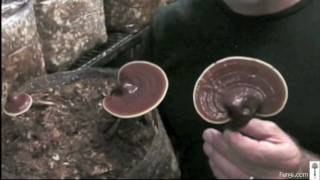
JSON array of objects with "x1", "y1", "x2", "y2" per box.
[
  {"x1": 193, "y1": 56, "x2": 288, "y2": 128},
  {"x1": 103, "y1": 61, "x2": 169, "y2": 119},
  {"x1": 4, "y1": 93, "x2": 33, "y2": 117}
]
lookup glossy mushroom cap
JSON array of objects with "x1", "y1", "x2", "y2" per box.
[
  {"x1": 4, "y1": 93, "x2": 33, "y2": 117},
  {"x1": 103, "y1": 61, "x2": 169, "y2": 119},
  {"x1": 193, "y1": 56, "x2": 288, "y2": 126}
]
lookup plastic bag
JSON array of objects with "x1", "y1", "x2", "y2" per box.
[
  {"x1": 1, "y1": 0, "x2": 46, "y2": 108},
  {"x1": 104, "y1": 0, "x2": 166, "y2": 30},
  {"x1": 33, "y1": 0, "x2": 108, "y2": 72},
  {"x1": 1, "y1": 72, "x2": 8, "y2": 115}
]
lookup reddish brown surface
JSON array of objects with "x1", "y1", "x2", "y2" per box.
[
  {"x1": 194, "y1": 58, "x2": 287, "y2": 124},
  {"x1": 104, "y1": 62, "x2": 168, "y2": 118},
  {"x1": 4, "y1": 93, "x2": 32, "y2": 116}
]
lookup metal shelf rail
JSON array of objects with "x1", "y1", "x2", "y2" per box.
[{"x1": 70, "y1": 26, "x2": 151, "y2": 70}]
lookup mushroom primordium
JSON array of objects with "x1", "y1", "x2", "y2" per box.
[
  {"x1": 103, "y1": 61, "x2": 169, "y2": 119},
  {"x1": 4, "y1": 93, "x2": 33, "y2": 117},
  {"x1": 193, "y1": 56, "x2": 288, "y2": 129}
]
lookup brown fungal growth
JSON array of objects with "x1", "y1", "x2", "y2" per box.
[
  {"x1": 193, "y1": 56, "x2": 288, "y2": 128},
  {"x1": 3, "y1": 93, "x2": 33, "y2": 117},
  {"x1": 103, "y1": 61, "x2": 168, "y2": 119}
]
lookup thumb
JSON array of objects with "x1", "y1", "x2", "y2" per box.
[{"x1": 237, "y1": 119, "x2": 284, "y2": 141}]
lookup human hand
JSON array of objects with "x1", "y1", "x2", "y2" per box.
[{"x1": 202, "y1": 119, "x2": 302, "y2": 179}]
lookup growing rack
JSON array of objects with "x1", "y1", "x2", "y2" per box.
[{"x1": 70, "y1": 25, "x2": 152, "y2": 70}]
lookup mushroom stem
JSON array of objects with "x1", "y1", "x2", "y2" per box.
[
  {"x1": 33, "y1": 100, "x2": 55, "y2": 106},
  {"x1": 103, "y1": 61, "x2": 169, "y2": 119},
  {"x1": 193, "y1": 57, "x2": 288, "y2": 126},
  {"x1": 105, "y1": 118, "x2": 121, "y2": 140},
  {"x1": 111, "y1": 79, "x2": 138, "y2": 96},
  {"x1": 223, "y1": 88, "x2": 263, "y2": 129},
  {"x1": 110, "y1": 82, "x2": 124, "y2": 96},
  {"x1": 7, "y1": 94, "x2": 15, "y2": 102}
]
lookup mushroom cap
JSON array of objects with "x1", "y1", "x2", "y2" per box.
[
  {"x1": 4, "y1": 93, "x2": 33, "y2": 117},
  {"x1": 103, "y1": 61, "x2": 169, "y2": 119},
  {"x1": 193, "y1": 56, "x2": 288, "y2": 124}
]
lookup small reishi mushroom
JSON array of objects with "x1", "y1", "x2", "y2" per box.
[
  {"x1": 103, "y1": 61, "x2": 169, "y2": 119},
  {"x1": 4, "y1": 93, "x2": 33, "y2": 117},
  {"x1": 193, "y1": 56, "x2": 288, "y2": 129}
]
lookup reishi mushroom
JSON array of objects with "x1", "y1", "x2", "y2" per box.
[
  {"x1": 193, "y1": 56, "x2": 288, "y2": 128},
  {"x1": 4, "y1": 93, "x2": 33, "y2": 117},
  {"x1": 103, "y1": 61, "x2": 169, "y2": 119}
]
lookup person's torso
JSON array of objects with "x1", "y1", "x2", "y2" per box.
[{"x1": 151, "y1": 0, "x2": 320, "y2": 177}]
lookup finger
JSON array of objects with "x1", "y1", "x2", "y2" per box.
[
  {"x1": 203, "y1": 129, "x2": 286, "y2": 175},
  {"x1": 203, "y1": 142, "x2": 262, "y2": 179},
  {"x1": 209, "y1": 148, "x2": 251, "y2": 179},
  {"x1": 202, "y1": 128, "x2": 222, "y2": 145},
  {"x1": 224, "y1": 129, "x2": 261, "y2": 160},
  {"x1": 239, "y1": 119, "x2": 285, "y2": 142},
  {"x1": 240, "y1": 121, "x2": 301, "y2": 171},
  {"x1": 209, "y1": 158, "x2": 228, "y2": 179},
  {"x1": 223, "y1": 130, "x2": 289, "y2": 172},
  {"x1": 203, "y1": 129, "x2": 254, "y2": 171},
  {"x1": 202, "y1": 128, "x2": 230, "y2": 155},
  {"x1": 203, "y1": 142, "x2": 214, "y2": 158}
]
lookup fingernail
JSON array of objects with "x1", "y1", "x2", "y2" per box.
[
  {"x1": 223, "y1": 129, "x2": 234, "y2": 138},
  {"x1": 203, "y1": 128, "x2": 220, "y2": 142},
  {"x1": 224, "y1": 129, "x2": 242, "y2": 143}
]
